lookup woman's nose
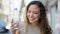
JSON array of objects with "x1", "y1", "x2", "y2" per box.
[{"x1": 29, "y1": 13, "x2": 33, "y2": 18}]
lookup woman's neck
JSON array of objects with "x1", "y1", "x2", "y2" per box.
[{"x1": 30, "y1": 22, "x2": 38, "y2": 27}]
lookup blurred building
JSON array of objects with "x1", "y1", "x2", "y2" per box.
[
  {"x1": 55, "y1": 0, "x2": 60, "y2": 34},
  {"x1": 0, "y1": 0, "x2": 8, "y2": 23},
  {"x1": 0, "y1": 0, "x2": 3, "y2": 13}
]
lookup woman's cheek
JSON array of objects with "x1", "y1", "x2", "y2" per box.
[
  {"x1": 27, "y1": 13, "x2": 29, "y2": 17},
  {"x1": 34, "y1": 14, "x2": 40, "y2": 19}
]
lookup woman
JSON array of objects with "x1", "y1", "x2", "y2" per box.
[{"x1": 11, "y1": 1, "x2": 52, "y2": 34}]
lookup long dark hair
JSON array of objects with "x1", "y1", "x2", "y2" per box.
[{"x1": 25, "y1": 1, "x2": 52, "y2": 34}]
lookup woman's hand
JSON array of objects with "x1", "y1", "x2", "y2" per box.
[
  {"x1": 11, "y1": 19, "x2": 20, "y2": 34},
  {"x1": 11, "y1": 19, "x2": 14, "y2": 30},
  {"x1": 11, "y1": 19, "x2": 16, "y2": 34}
]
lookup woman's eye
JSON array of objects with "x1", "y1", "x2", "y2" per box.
[
  {"x1": 35, "y1": 13, "x2": 37, "y2": 14},
  {"x1": 34, "y1": 12, "x2": 38, "y2": 14}
]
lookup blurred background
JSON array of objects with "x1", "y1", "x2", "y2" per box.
[{"x1": 0, "y1": 0, "x2": 59, "y2": 34}]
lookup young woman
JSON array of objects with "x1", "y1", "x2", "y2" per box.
[{"x1": 11, "y1": 1, "x2": 52, "y2": 34}]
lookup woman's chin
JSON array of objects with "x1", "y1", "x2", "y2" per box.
[{"x1": 29, "y1": 21, "x2": 35, "y2": 24}]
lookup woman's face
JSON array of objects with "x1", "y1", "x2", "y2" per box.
[{"x1": 27, "y1": 4, "x2": 40, "y2": 24}]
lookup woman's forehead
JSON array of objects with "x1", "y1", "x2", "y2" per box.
[
  {"x1": 29, "y1": 4, "x2": 39, "y2": 9},
  {"x1": 28, "y1": 5, "x2": 40, "y2": 11}
]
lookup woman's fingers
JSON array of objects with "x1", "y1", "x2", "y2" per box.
[
  {"x1": 11, "y1": 19, "x2": 14, "y2": 25},
  {"x1": 11, "y1": 19, "x2": 16, "y2": 29},
  {"x1": 11, "y1": 25, "x2": 15, "y2": 29},
  {"x1": 11, "y1": 23, "x2": 16, "y2": 27}
]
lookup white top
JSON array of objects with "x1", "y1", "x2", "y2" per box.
[{"x1": 20, "y1": 22, "x2": 40, "y2": 34}]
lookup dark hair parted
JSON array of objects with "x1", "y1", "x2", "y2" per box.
[{"x1": 26, "y1": 1, "x2": 52, "y2": 34}]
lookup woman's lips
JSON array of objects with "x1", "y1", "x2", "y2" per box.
[{"x1": 29, "y1": 18, "x2": 35, "y2": 21}]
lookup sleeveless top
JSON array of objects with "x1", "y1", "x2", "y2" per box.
[{"x1": 20, "y1": 22, "x2": 40, "y2": 34}]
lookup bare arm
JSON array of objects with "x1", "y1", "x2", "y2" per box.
[
  {"x1": 11, "y1": 29, "x2": 20, "y2": 34},
  {"x1": 16, "y1": 30, "x2": 20, "y2": 34},
  {"x1": 11, "y1": 29, "x2": 15, "y2": 34}
]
